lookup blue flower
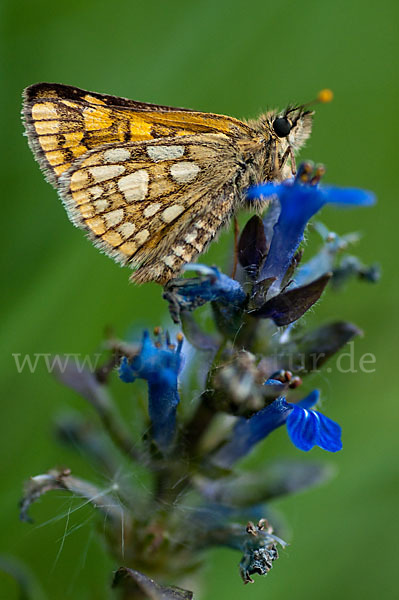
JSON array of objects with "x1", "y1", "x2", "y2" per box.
[
  {"x1": 177, "y1": 264, "x2": 246, "y2": 306},
  {"x1": 164, "y1": 264, "x2": 247, "y2": 322},
  {"x1": 286, "y1": 401, "x2": 342, "y2": 452},
  {"x1": 213, "y1": 388, "x2": 342, "y2": 467},
  {"x1": 119, "y1": 330, "x2": 183, "y2": 452},
  {"x1": 247, "y1": 163, "x2": 375, "y2": 290},
  {"x1": 293, "y1": 225, "x2": 360, "y2": 288}
]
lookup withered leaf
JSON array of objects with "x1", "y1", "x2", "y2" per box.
[
  {"x1": 238, "y1": 215, "x2": 268, "y2": 278},
  {"x1": 251, "y1": 273, "x2": 332, "y2": 325},
  {"x1": 278, "y1": 321, "x2": 362, "y2": 373}
]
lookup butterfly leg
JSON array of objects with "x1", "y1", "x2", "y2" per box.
[
  {"x1": 279, "y1": 145, "x2": 297, "y2": 175},
  {"x1": 231, "y1": 216, "x2": 240, "y2": 279},
  {"x1": 270, "y1": 139, "x2": 279, "y2": 178}
]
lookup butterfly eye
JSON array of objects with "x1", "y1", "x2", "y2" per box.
[{"x1": 273, "y1": 117, "x2": 292, "y2": 138}]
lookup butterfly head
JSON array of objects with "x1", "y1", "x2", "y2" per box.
[
  {"x1": 268, "y1": 89, "x2": 333, "y2": 177},
  {"x1": 272, "y1": 106, "x2": 313, "y2": 148}
]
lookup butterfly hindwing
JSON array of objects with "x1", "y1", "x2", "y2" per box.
[{"x1": 58, "y1": 134, "x2": 244, "y2": 283}]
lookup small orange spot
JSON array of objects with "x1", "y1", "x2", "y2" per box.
[
  {"x1": 128, "y1": 116, "x2": 153, "y2": 140},
  {"x1": 70, "y1": 169, "x2": 90, "y2": 191},
  {"x1": 54, "y1": 164, "x2": 70, "y2": 176},
  {"x1": 103, "y1": 231, "x2": 123, "y2": 247},
  {"x1": 35, "y1": 120, "x2": 60, "y2": 135},
  {"x1": 39, "y1": 135, "x2": 59, "y2": 151},
  {"x1": 81, "y1": 154, "x2": 101, "y2": 167},
  {"x1": 72, "y1": 190, "x2": 89, "y2": 205},
  {"x1": 119, "y1": 241, "x2": 137, "y2": 256},
  {"x1": 63, "y1": 132, "x2": 84, "y2": 146},
  {"x1": 70, "y1": 145, "x2": 88, "y2": 159},
  {"x1": 317, "y1": 89, "x2": 333, "y2": 103},
  {"x1": 80, "y1": 204, "x2": 95, "y2": 218},
  {"x1": 61, "y1": 100, "x2": 79, "y2": 109},
  {"x1": 46, "y1": 150, "x2": 65, "y2": 166},
  {"x1": 86, "y1": 217, "x2": 106, "y2": 235},
  {"x1": 83, "y1": 107, "x2": 113, "y2": 131},
  {"x1": 32, "y1": 102, "x2": 59, "y2": 120},
  {"x1": 84, "y1": 95, "x2": 106, "y2": 105}
]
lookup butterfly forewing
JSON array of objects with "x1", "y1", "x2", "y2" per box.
[
  {"x1": 23, "y1": 83, "x2": 251, "y2": 187},
  {"x1": 58, "y1": 134, "x2": 244, "y2": 283}
]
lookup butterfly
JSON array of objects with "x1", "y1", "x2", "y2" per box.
[{"x1": 22, "y1": 83, "x2": 327, "y2": 284}]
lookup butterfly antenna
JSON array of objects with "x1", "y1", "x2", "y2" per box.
[{"x1": 285, "y1": 89, "x2": 333, "y2": 116}]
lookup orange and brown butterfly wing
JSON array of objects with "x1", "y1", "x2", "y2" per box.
[{"x1": 22, "y1": 83, "x2": 252, "y2": 187}]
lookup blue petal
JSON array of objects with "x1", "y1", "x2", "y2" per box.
[
  {"x1": 213, "y1": 397, "x2": 292, "y2": 467},
  {"x1": 297, "y1": 389, "x2": 319, "y2": 410},
  {"x1": 147, "y1": 380, "x2": 180, "y2": 451},
  {"x1": 264, "y1": 378, "x2": 285, "y2": 387},
  {"x1": 182, "y1": 265, "x2": 247, "y2": 307},
  {"x1": 286, "y1": 405, "x2": 319, "y2": 451},
  {"x1": 293, "y1": 228, "x2": 363, "y2": 288},
  {"x1": 118, "y1": 331, "x2": 183, "y2": 452},
  {"x1": 293, "y1": 247, "x2": 334, "y2": 288},
  {"x1": 259, "y1": 185, "x2": 328, "y2": 287},
  {"x1": 140, "y1": 329, "x2": 155, "y2": 362},
  {"x1": 320, "y1": 186, "x2": 376, "y2": 206},
  {"x1": 246, "y1": 182, "x2": 285, "y2": 200},
  {"x1": 286, "y1": 404, "x2": 342, "y2": 452},
  {"x1": 313, "y1": 411, "x2": 343, "y2": 452},
  {"x1": 262, "y1": 197, "x2": 281, "y2": 242},
  {"x1": 248, "y1": 174, "x2": 375, "y2": 290},
  {"x1": 118, "y1": 356, "x2": 136, "y2": 383}
]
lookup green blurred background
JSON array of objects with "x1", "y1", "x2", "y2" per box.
[{"x1": 1, "y1": 0, "x2": 398, "y2": 598}]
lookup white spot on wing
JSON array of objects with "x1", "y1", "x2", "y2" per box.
[
  {"x1": 90, "y1": 165, "x2": 125, "y2": 182},
  {"x1": 144, "y1": 203, "x2": 162, "y2": 218},
  {"x1": 35, "y1": 121, "x2": 59, "y2": 134},
  {"x1": 161, "y1": 204, "x2": 184, "y2": 223},
  {"x1": 194, "y1": 219, "x2": 206, "y2": 229},
  {"x1": 118, "y1": 222, "x2": 136, "y2": 239},
  {"x1": 135, "y1": 229, "x2": 150, "y2": 245},
  {"x1": 118, "y1": 170, "x2": 149, "y2": 202},
  {"x1": 32, "y1": 102, "x2": 58, "y2": 120},
  {"x1": 147, "y1": 145, "x2": 185, "y2": 162},
  {"x1": 185, "y1": 231, "x2": 198, "y2": 244},
  {"x1": 104, "y1": 209, "x2": 124, "y2": 227},
  {"x1": 94, "y1": 199, "x2": 108, "y2": 212},
  {"x1": 170, "y1": 161, "x2": 200, "y2": 184},
  {"x1": 163, "y1": 255, "x2": 176, "y2": 267},
  {"x1": 173, "y1": 246, "x2": 185, "y2": 257},
  {"x1": 104, "y1": 147, "x2": 131, "y2": 162},
  {"x1": 90, "y1": 185, "x2": 104, "y2": 199}
]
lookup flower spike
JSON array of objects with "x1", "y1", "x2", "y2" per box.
[
  {"x1": 213, "y1": 389, "x2": 342, "y2": 467},
  {"x1": 164, "y1": 264, "x2": 246, "y2": 322},
  {"x1": 247, "y1": 163, "x2": 375, "y2": 290},
  {"x1": 119, "y1": 330, "x2": 184, "y2": 452}
]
